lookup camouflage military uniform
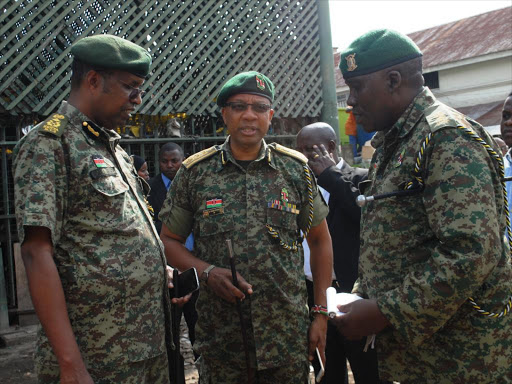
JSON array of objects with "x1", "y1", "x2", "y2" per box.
[
  {"x1": 356, "y1": 88, "x2": 512, "y2": 383},
  {"x1": 13, "y1": 101, "x2": 170, "y2": 382},
  {"x1": 160, "y1": 137, "x2": 329, "y2": 383}
]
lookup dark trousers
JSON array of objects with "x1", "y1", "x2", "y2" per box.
[{"x1": 306, "y1": 279, "x2": 387, "y2": 384}]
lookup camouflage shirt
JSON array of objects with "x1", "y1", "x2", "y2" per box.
[
  {"x1": 356, "y1": 88, "x2": 512, "y2": 382},
  {"x1": 13, "y1": 101, "x2": 168, "y2": 369},
  {"x1": 160, "y1": 137, "x2": 329, "y2": 370}
]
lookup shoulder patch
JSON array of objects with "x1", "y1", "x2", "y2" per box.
[
  {"x1": 271, "y1": 143, "x2": 308, "y2": 163},
  {"x1": 182, "y1": 146, "x2": 220, "y2": 168},
  {"x1": 424, "y1": 103, "x2": 470, "y2": 133},
  {"x1": 38, "y1": 113, "x2": 68, "y2": 138}
]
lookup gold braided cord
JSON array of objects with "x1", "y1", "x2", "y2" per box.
[
  {"x1": 407, "y1": 126, "x2": 512, "y2": 317},
  {"x1": 266, "y1": 164, "x2": 314, "y2": 251}
]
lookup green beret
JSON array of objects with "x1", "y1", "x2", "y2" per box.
[
  {"x1": 71, "y1": 34, "x2": 151, "y2": 78},
  {"x1": 217, "y1": 71, "x2": 274, "y2": 107},
  {"x1": 339, "y1": 29, "x2": 422, "y2": 79}
]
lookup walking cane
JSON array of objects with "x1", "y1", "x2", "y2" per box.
[
  {"x1": 226, "y1": 239, "x2": 254, "y2": 384},
  {"x1": 170, "y1": 268, "x2": 185, "y2": 384}
]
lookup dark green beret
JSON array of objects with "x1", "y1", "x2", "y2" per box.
[
  {"x1": 217, "y1": 71, "x2": 274, "y2": 107},
  {"x1": 71, "y1": 34, "x2": 151, "y2": 78},
  {"x1": 339, "y1": 29, "x2": 422, "y2": 79}
]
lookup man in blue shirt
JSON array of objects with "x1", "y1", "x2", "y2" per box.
[
  {"x1": 149, "y1": 142, "x2": 185, "y2": 234},
  {"x1": 500, "y1": 92, "x2": 512, "y2": 237}
]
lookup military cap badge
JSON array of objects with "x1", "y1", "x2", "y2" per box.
[
  {"x1": 256, "y1": 75, "x2": 266, "y2": 90},
  {"x1": 345, "y1": 53, "x2": 358, "y2": 72}
]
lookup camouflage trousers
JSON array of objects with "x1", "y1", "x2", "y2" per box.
[
  {"x1": 197, "y1": 354, "x2": 310, "y2": 384},
  {"x1": 36, "y1": 352, "x2": 169, "y2": 384}
]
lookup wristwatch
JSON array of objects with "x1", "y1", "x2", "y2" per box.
[{"x1": 200, "y1": 264, "x2": 216, "y2": 284}]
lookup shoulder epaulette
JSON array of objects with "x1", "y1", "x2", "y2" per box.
[
  {"x1": 424, "y1": 103, "x2": 470, "y2": 133},
  {"x1": 271, "y1": 143, "x2": 308, "y2": 163},
  {"x1": 38, "y1": 113, "x2": 68, "y2": 138},
  {"x1": 182, "y1": 146, "x2": 220, "y2": 168}
]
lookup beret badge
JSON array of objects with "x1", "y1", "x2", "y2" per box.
[
  {"x1": 346, "y1": 53, "x2": 358, "y2": 72},
  {"x1": 256, "y1": 75, "x2": 266, "y2": 90}
]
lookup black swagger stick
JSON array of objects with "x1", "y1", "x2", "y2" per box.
[{"x1": 226, "y1": 239, "x2": 254, "y2": 384}]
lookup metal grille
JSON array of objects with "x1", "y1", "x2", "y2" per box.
[
  {"x1": 0, "y1": 1, "x2": 332, "y2": 314},
  {"x1": 0, "y1": 0, "x2": 323, "y2": 118}
]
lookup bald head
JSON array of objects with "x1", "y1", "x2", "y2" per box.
[{"x1": 296, "y1": 122, "x2": 339, "y2": 163}]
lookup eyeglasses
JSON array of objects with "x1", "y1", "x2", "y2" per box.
[
  {"x1": 225, "y1": 102, "x2": 272, "y2": 114},
  {"x1": 116, "y1": 78, "x2": 146, "y2": 99}
]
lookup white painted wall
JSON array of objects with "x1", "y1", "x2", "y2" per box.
[
  {"x1": 335, "y1": 55, "x2": 512, "y2": 110},
  {"x1": 431, "y1": 56, "x2": 512, "y2": 108}
]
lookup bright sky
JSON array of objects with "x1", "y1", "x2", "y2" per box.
[{"x1": 328, "y1": 0, "x2": 511, "y2": 51}]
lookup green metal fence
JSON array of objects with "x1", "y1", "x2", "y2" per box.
[{"x1": 0, "y1": 0, "x2": 337, "y2": 321}]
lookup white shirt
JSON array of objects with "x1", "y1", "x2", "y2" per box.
[{"x1": 303, "y1": 159, "x2": 344, "y2": 281}]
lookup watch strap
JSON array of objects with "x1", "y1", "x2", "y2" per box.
[{"x1": 200, "y1": 264, "x2": 216, "y2": 283}]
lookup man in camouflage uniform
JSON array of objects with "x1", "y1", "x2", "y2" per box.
[
  {"x1": 13, "y1": 35, "x2": 180, "y2": 383},
  {"x1": 159, "y1": 71, "x2": 334, "y2": 383},
  {"x1": 334, "y1": 29, "x2": 512, "y2": 383}
]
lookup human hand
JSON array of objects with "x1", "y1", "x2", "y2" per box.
[
  {"x1": 308, "y1": 144, "x2": 336, "y2": 176},
  {"x1": 206, "y1": 267, "x2": 253, "y2": 303},
  {"x1": 308, "y1": 314, "x2": 328, "y2": 366},
  {"x1": 166, "y1": 266, "x2": 192, "y2": 306},
  {"x1": 59, "y1": 364, "x2": 94, "y2": 384},
  {"x1": 332, "y1": 299, "x2": 390, "y2": 340}
]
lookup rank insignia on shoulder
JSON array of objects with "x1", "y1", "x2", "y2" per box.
[
  {"x1": 394, "y1": 149, "x2": 406, "y2": 168},
  {"x1": 39, "y1": 113, "x2": 68, "y2": 137}
]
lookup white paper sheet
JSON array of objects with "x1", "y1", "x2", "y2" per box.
[{"x1": 326, "y1": 287, "x2": 362, "y2": 318}]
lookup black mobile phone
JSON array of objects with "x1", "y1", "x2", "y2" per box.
[{"x1": 171, "y1": 267, "x2": 199, "y2": 298}]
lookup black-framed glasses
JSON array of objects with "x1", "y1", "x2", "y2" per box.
[
  {"x1": 225, "y1": 102, "x2": 272, "y2": 114},
  {"x1": 116, "y1": 78, "x2": 146, "y2": 99}
]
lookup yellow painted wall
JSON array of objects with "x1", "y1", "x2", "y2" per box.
[{"x1": 338, "y1": 108, "x2": 351, "y2": 144}]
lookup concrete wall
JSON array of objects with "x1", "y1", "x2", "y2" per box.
[{"x1": 432, "y1": 56, "x2": 512, "y2": 108}]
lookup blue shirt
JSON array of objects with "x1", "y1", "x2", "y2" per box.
[
  {"x1": 161, "y1": 173, "x2": 172, "y2": 190},
  {"x1": 505, "y1": 150, "x2": 512, "y2": 239},
  {"x1": 162, "y1": 172, "x2": 194, "y2": 250}
]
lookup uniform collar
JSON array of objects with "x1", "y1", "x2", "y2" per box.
[
  {"x1": 216, "y1": 136, "x2": 276, "y2": 171},
  {"x1": 58, "y1": 101, "x2": 121, "y2": 146},
  {"x1": 372, "y1": 87, "x2": 436, "y2": 149}
]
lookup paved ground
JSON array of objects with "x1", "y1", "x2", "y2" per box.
[{"x1": 0, "y1": 320, "x2": 355, "y2": 383}]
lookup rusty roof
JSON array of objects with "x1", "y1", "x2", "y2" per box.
[
  {"x1": 409, "y1": 6, "x2": 512, "y2": 69},
  {"x1": 335, "y1": 6, "x2": 512, "y2": 88}
]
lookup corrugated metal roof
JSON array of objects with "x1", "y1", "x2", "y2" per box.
[
  {"x1": 456, "y1": 101, "x2": 504, "y2": 127},
  {"x1": 409, "y1": 7, "x2": 512, "y2": 69},
  {"x1": 335, "y1": 6, "x2": 512, "y2": 88}
]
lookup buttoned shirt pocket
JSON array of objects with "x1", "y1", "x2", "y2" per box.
[
  {"x1": 266, "y1": 208, "x2": 299, "y2": 230},
  {"x1": 198, "y1": 212, "x2": 235, "y2": 237},
  {"x1": 266, "y1": 208, "x2": 299, "y2": 245},
  {"x1": 90, "y1": 167, "x2": 129, "y2": 196}
]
